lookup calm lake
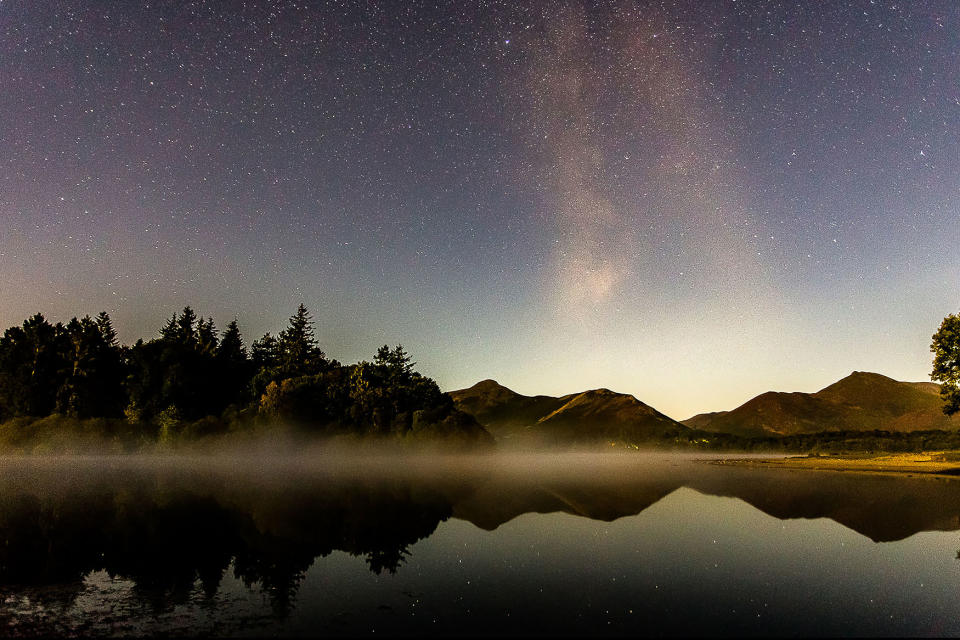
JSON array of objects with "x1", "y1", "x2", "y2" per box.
[{"x1": 2, "y1": 451, "x2": 960, "y2": 636}]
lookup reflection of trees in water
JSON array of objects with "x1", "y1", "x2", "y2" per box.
[
  {"x1": 7, "y1": 456, "x2": 960, "y2": 620},
  {"x1": 0, "y1": 474, "x2": 454, "y2": 616}
]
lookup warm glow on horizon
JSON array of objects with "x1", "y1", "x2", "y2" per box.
[{"x1": 1, "y1": 1, "x2": 957, "y2": 420}]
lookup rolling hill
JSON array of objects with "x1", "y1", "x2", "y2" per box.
[
  {"x1": 448, "y1": 379, "x2": 569, "y2": 438},
  {"x1": 681, "y1": 371, "x2": 960, "y2": 436},
  {"x1": 449, "y1": 380, "x2": 688, "y2": 445}
]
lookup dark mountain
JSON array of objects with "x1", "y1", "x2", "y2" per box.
[
  {"x1": 677, "y1": 410, "x2": 727, "y2": 431},
  {"x1": 448, "y1": 380, "x2": 570, "y2": 439},
  {"x1": 533, "y1": 388, "x2": 687, "y2": 443},
  {"x1": 450, "y1": 380, "x2": 688, "y2": 445},
  {"x1": 682, "y1": 371, "x2": 960, "y2": 437}
]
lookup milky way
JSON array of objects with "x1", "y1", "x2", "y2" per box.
[{"x1": 1, "y1": 1, "x2": 958, "y2": 418}]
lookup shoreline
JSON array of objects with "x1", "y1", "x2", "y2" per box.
[{"x1": 706, "y1": 451, "x2": 960, "y2": 478}]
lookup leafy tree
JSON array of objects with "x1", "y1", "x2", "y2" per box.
[
  {"x1": 256, "y1": 342, "x2": 454, "y2": 436},
  {"x1": 931, "y1": 313, "x2": 960, "y2": 415},
  {"x1": 349, "y1": 362, "x2": 384, "y2": 430},
  {"x1": 156, "y1": 405, "x2": 182, "y2": 446},
  {"x1": 259, "y1": 368, "x2": 351, "y2": 429}
]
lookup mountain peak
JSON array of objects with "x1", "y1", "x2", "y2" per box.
[
  {"x1": 683, "y1": 371, "x2": 959, "y2": 436},
  {"x1": 450, "y1": 380, "x2": 684, "y2": 444},
  {"x1": 843, "y1": 370, "x2": 895, "y2": 382},
  {"x1": 467, "y1": 379, "x2": 510, "y2": 391},
  {"x1": 815, "y1": 371, "x2": 901, "y2": 399},
  {"x1": 580, "y1": 388, "x2": 618, "y2": 397}
]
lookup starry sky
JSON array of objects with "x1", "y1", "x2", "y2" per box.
[{"x1": 1, "y1": 0, "x2": 958, "y2": 420}]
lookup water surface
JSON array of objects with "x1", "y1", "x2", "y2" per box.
[{"x1": 2, "y1": 452, "x2": 960, "y2": 636}]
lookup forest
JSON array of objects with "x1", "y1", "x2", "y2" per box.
[{"x1": 0, "y1": 305, "x2": 489, "y2": 452}]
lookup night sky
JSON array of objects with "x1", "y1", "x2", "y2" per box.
[{"x1": 2, "y1": 0, "x2": 958, "y2": 419}]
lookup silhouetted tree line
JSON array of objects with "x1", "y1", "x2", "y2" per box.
[{"x1": 0, "y1": 305, "x2": 486, "y2": 446}]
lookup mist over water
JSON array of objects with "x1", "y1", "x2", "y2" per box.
[{"x1": 3, "y1": 450, "x2": 960, "y2": 636}]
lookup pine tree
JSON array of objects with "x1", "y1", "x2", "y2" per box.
[
  {"x1": 176, "y1": 307, "x2": 198, "y2": 346},
  {"x1": 251, "y1": 333, "x2": 279, "y2": 370},
  {"x1": 159, "y1": 314, "x2": 178, "y2": 341},
  {"x1": 197, "y1": 317, "x2": 219, "y2": 355},
  {"x1": 374, "y1": 344, "x2": 414, "y2": 382},
  {"x1": 278, "y1": 304, "x2": 326, "y2": 377},
  {"x1": 218, "y1": 320, "x2": 247, "y2": 363},
  {"x1": 216, "y1": 319, "x2": 251, "y2": 408},
  {"x1": 389, "y1": 344, "x2": 414, "y2": 377},
  {"x1": 96, "y1": 311, "x2": 118, "y2": 347}
]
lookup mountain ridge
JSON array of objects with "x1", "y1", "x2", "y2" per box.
[
  {"x1": 680, "y1": 371, "x2": 959, "y2": 436},
  {"x1": 451, "y1": 371, "x2": 959, "y2": 442},
  {"x1": 449, "y1": 380, "x2": 687, "y2": 444}
]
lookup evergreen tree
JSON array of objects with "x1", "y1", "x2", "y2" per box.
[
  {"x1": 91, "y1": 311, "x2": 127, "y2": 417},
  {"x1": 159, "y1": 314, "x2": 178, "y2": 341},
  {"x1": 250, "y1": 332, "x2": 280, "y2": 400},
  {"x1": 375, "y1": 344, "x2": 415, "y2": 380},
  {"x1": 175, "y1": 306, "x2": 198, "y2": 346},
  {"x1": 216, "y1": 319, "x2": 252, "y2": 408},
  {"x1": 278, "y1": 304, "x2": 326, "y2": 378},
  {"x1": 218, "y1": 320, "x2": 247, "y2": 364},
  {"x1": 251, "y1": 333, "x2": 279, "y2": 370},
  {"x1": 127, "y1": 306, "x2": 220, "y2": 421},
  {"x1": 96, "y1": 311, "x2": 118, "y2": 347},
  {"x1": 197, "y1": 317, "x2": 219, "y2": 355}
]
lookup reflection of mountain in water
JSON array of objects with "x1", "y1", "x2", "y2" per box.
[
  {"x1": 4, "y1": 454, "x2": 960, "y2": 617},
  {"x1": 454, "y1": 460, "x2": 960, "y2": 543},
  {"x1": 686, "y1": 464, "x2": 960, "y2": 543}
]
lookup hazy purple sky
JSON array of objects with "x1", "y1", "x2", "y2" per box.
[{"x1": 2, "y1": 1, "x2": 958, "y2": 418}]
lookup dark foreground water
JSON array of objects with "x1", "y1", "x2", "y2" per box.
[{"x1": 2, "y1": 451, "x2": 960, "y2": 636}]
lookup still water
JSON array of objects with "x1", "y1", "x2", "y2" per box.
[{"x1": 2, "y1": 451, "x2": 960, "y2": 636}]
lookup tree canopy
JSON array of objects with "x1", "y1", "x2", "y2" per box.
[
  {"x1": 931, "y1": 313, "x2": 960, "y2": 415},
  {"x1": 0, "y1": 305, "x2": 486, "y2": 447}
]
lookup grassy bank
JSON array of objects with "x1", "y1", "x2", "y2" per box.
[{"x1": 709, "y1": 451, "x2": 960, "y2": 477}]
